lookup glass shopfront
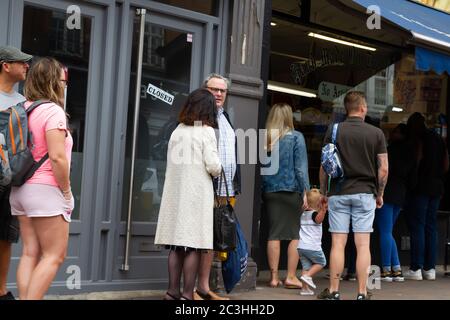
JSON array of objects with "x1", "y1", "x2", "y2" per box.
[
  {"x1": 263, "y1": 16, "x2": 449, "y2": 270},
  {"x1": 268, "y1": 18, "x2": 448, "y2": 189}
]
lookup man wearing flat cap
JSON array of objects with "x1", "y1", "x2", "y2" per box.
[{"x1": 0, "y1": 45, "x2": 32, "y2": 300}]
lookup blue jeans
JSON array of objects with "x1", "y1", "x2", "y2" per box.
[
  {"x1": 405, "y1": 195, "x2": 440, "y2": 271},
  {"x1": 376, "y1": 204, "x2": 401, "y2": 270}
]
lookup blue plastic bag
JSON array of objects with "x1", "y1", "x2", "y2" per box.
[{"x1": 221, "y1": 219, "x2": 248, "y2": 293}]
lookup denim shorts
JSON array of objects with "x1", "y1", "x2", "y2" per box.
[
  {"x1": 298, "y1": 248, "x2": 327, "y2": 270},
  {"x1": 0, "y1": 187, "x2": 19, "y2": 243},
  {"x1": 328, "y1": 193, "x2": 376, "y2": 233}
]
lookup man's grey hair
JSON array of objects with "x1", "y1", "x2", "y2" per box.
[{"x1": 203, "y1": 73, "x2": 230, "y2": 89}]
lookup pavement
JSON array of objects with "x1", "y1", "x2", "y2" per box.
[{"x1": 44, "y1": 267, "x2": 450, "y2": 300}]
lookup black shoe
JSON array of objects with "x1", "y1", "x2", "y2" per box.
[
  {"x1": 343, "y1": 273, "x2": 356, "y2": 281},
  {"x1": 317, "y1": 288, "x2": 340, "y2": 300},
  {"x1": 356, "y1": 293, "x2": 371, "y2": 300},
  {"x1": 0, "y1": 292, "x2": 15, "y2": 300}
]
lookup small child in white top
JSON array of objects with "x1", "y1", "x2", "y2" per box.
[{"x1": 298, "y1": 188, "x2": 327, "y2": 296}]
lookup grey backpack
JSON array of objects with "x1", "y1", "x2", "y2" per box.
[{"x1": 0, "y1": 100, "x2": 50, "y2": 187}]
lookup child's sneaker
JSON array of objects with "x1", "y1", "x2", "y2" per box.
[
  {"x1": 423, "y1": 269, "x2": 436, "y2": 280},
  {"x1": 300, "y1": 275, "x2": 316, "y2": 289},
  {"x1": 404, "y1": 269, "x2": 423, "y2": 280},
  {"x1": 300, "y1": 288, "x2": 314, "y2": 296},
  {"x1": 391, "y1": 270, "x2": 404, "y2": 282}
]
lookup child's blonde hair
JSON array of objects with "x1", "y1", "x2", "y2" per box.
[{"x1": 306, "y1": 188, "x2": 321, "y2": 211}]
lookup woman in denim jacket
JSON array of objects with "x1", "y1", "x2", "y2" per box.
[{"x1": 262, "y1": 103, "x2": 310, "y2": 288}]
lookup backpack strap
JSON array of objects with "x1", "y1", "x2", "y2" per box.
[
  {"x1": 25, "y1": 100, "x2": 51, "y2": 177},
  {"x1": 332, "y1": 123, "x2": 339, "y2": 145},
  {"x1": 21, "y1": 153, "x2": 49, "y2": 183},
  {"x1": 26, "y1": 100, "x2": 51, "y2": 114}
]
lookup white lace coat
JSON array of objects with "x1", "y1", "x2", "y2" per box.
[{"x1": 154, "y1": 124, "x2": 222, "y2": 249}]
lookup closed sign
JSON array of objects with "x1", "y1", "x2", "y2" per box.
[{"x1": 146, "y1": 83, "x2": 174, "y2": 105}]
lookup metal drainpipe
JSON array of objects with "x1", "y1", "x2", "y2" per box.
[{"x1": 121, "y1": 8, "x2": 146, "y2": 271}]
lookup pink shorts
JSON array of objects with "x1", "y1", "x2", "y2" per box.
[{"x1": 10, "y1": 184, "x2": 74, "y2": 223}]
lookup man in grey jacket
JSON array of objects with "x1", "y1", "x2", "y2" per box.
[{"x1": 0, "y1": 45, "x2": 32, "y2": 300}]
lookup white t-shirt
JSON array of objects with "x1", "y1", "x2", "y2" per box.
[
  {"x1": 0, "y1": 90, "x2": 25, "y2": 111},
  {"x1": 298, "y1": 210, "x2": 323, "y2": 251}
]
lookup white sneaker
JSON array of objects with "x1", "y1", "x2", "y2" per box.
[
  {"x1": 403, "y1": 269, "x2": 423, "y2": 280},
  {"x1": 300, "y1": 275, "x2": 317, "y2": 289},
  {"x1": 423, "y1": 269, "x2": 436, "y2": 280},
  {"x1": 300, "y1": 288, "x2": 314, "y2": 296}
]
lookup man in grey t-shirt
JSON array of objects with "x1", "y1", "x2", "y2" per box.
[
  {"x1": 318, "y1": 91, "x2": 388, "y2": 300},
  {"x1": 0, "y1": 45, "x2": 32, "y2": 300}
]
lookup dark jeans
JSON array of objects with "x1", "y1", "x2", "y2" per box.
[
  {"x1": 376, "y1": 203, "x2": 401, "y2": 270},
  {"x1": 346, "y1": 231, "x2": 356, "y2": 274},
  {"x1": 406, "y1": 195, "x2": 440, "y2": 271},
  {"x1": 0, "y1": 187, "x2": 19, "y2": 243}
]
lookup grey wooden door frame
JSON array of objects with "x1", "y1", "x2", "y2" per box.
[{"x1": 9, "y1": 0, "x2": 106, "y2": 287}]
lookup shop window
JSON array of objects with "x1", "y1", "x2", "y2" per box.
[
  {"x1": 411, "y1": 0, "x2": 450, "y2": 13},
  {"x1": 22, "y1": 5, "x2": 92, "y2": 220},
  {"x1": 143, "y1": 24, "x2": 165, "y2": 70},
  {"x1": 153, "y1": 0, "x2": 220, "y2": 16},
  {"x1": 374, "y1": 78, "x2": 387, "y2": 106},
  {"x1": 50, "y1": 12, "x2": 84, "y2": 57}
]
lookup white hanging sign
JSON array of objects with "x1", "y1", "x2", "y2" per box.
[
  {"x1": 318, "y1": 81, "x2": 351, "y2": 102},
  {"x1": 146, "y1": 83, "x2": 174, "y2": 105}
]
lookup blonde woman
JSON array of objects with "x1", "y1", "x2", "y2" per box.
[
  {"x1": 10, "y1": 57, "x2": 73, "y2": 299},
  {"x1": 261, "y1": 103, "x2": 310, "y2": 289}
]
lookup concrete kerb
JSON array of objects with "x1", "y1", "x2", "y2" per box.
[{"x1": 44, "y1": 290, "x2": 165, "y2": 300}]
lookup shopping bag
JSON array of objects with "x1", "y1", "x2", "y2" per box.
[
  {"x1": 213, "y1": 169, "x2": 236, "y2": 251},
  {"x1": 221, "y1": 219, "x2": 248, "y2": 293}
]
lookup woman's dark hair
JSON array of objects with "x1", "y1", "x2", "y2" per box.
[
  {"x1": 178, "y1": 88, "x2": 218, "y2": 128},
  {"x1": 407, "y1": 112, "x2": 426, "y2": 137},
  {"x1": 394, "y1": 123, "x2": 407, "y2": 136}
]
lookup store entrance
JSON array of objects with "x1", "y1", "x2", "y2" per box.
[{"x1": 115, "y1": 8, "x2": 204, "y2": 280}]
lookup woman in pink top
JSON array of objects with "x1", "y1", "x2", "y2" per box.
[{"x1": 9, "y1": 57, "x2": 73, "y2": 300}]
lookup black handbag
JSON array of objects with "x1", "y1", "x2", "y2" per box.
[{"x1": 213, "y1": 169, "x2": 237, "y2": 252}]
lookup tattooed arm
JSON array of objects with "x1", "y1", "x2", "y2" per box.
[{"x1": 376, "y1": 153, "x2": 389, "y2": 208}]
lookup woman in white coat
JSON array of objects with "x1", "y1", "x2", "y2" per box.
[{"x1": 155, "y1": 88, "x2": 222, "y2": 300}]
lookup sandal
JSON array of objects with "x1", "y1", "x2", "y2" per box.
[
  {"x1": 268, "y1": 280, "x2": 282, "y2": 288},
  {"x1": 163, "y1": 291, "x2": 180, "y2": 300},
  {"x1": 283, "y1": 280, "x2": 303, "y2": 289},
  {"x1": 180, "y1": 295, "x2": 192, "y2": 300}
]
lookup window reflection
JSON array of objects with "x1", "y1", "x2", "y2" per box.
[
  {"x1": 122, "y1": 20, "x2": 192, "y2": 222},
  {"x1": 152, "y1": 0, "x2": 219, "y2": 16},
  {"x1": 22, "y1": 5, "x2": 92, "y2": 220}
]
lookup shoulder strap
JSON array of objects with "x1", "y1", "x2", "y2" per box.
[
  {"x1": 26, "y1": 100, "x2": 51, "y2": 114},
  {"x1": 213, "y1": 169, "x2": 230, "y2": 204},
  {"x1": 332, "y1": 123, "x2": 339, "y2": 144},
  {"x1": 21, "y1": 153, "x2": 49, "y2": 183}
]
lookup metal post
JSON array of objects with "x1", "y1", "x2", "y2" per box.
[{"x1": 120, "y1": 8, "x2": 146, "y2": 271}]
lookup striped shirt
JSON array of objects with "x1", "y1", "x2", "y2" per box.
[{"x1": 216, "y1": 108, "x2": 236, "y2": 196}]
